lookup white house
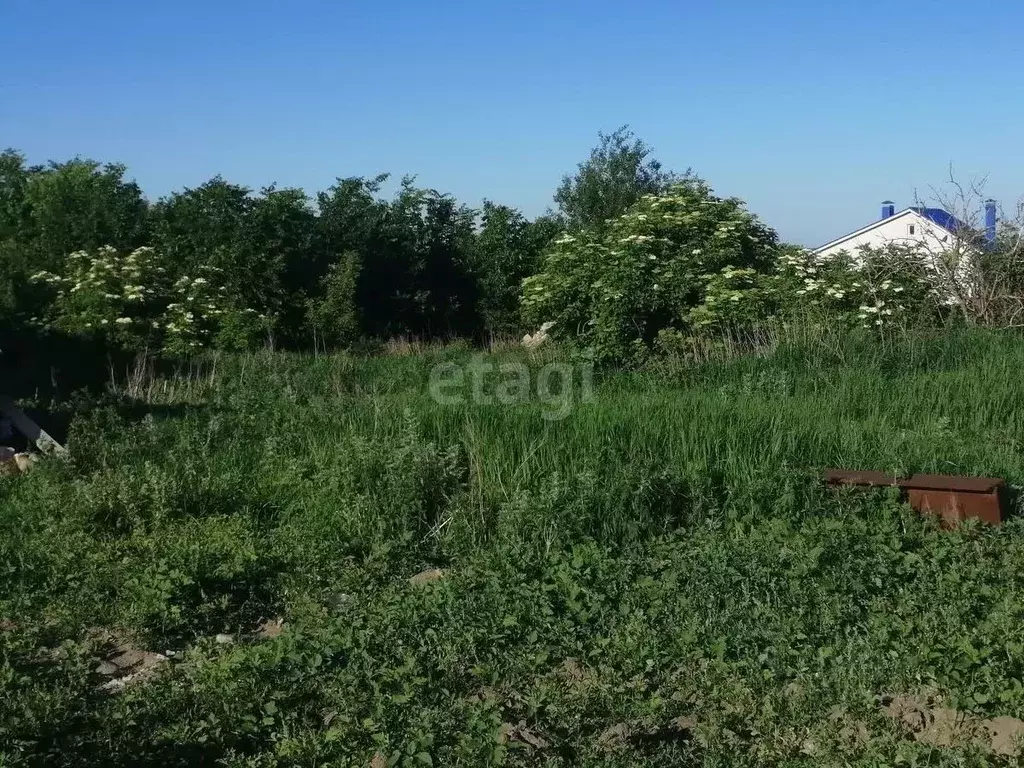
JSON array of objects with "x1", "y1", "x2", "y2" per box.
[{"x1": 814, "y1": 200, "x2": 996, "y2": 260}]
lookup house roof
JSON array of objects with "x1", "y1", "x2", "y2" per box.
[
  {"x1": 814, "y1": 207, "x2": 965, "y2": 253},
  {"x1": 910, "y1": 207, "x2": 968, "y2": 233}
]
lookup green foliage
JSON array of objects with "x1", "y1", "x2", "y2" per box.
[
  {"x1": 0, "y1": 151, "x2": 150, "y2": 329},
  {"x1": 314, "y1": 175, "x2": 483, "y2": 339},
  {"x1": 776, "y1": 244, "x2": 942, "y2": 327},
  {"x1": 554, "y1": 126, "x2": 682, "y2": 233},
  {"x1": 3, "y1": 142, "x2": 1018, "y2": 364},
  {"x1": 307, "y1": 251, "x2": 362, "y2": 349},
  {"x1": 19, "y1": 157, "x2": 150, "y2": 268},
  {"x1": 524, "y1": 179, "x2": 778, "y2": 362},
  {"x1": 4, "y1": 331, "x2": 1024, "y2": 765},
  {"x1": 470, "y1": 203, "x2": 562, "y2": 338},
  {"x1": 27, "y1": 247, "x2": 264, "y2": 355},
  {"x1": 28, "y1": 246, "x2": 166, "y2": 349},
  {"x1": 151, "y1": 178, "x2": 317, "y2": 334}
]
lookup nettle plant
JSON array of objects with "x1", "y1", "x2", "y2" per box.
[{"x1": 522, "y1": 179, "x2": 778, "y2": 362}]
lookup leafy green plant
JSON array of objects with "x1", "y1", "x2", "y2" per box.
[
  {"x1": 29, "y1": 246, "x2": 167, "y2": 349},
  {"x1": 523, "y1": 179, "x2": 778, "y2": 362},
  {"x1": 306, "y1": 251, "x2": 361, "y2": 350}
]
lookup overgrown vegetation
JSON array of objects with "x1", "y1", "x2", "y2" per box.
[
  {"x1": 4, "y1": 130, "x2": 1024, "y2": 765},
  {"x1": 6, "y1": 131, "x2": 1024, "y2": 368},
  {"x1": 3, "y1": 328, "x2": 1024, "y2": 765}
]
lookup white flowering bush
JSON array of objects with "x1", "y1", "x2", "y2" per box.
[
  {"x1": 770, "y1": 245, "x2": 941, "y2": 329},
  {"x1": 30, "y1": 247, "x2": 264, "y2": 355},
  {"x1": 686, "y1": 266, "x2": 776, "y2": 329},
  {"x1": 522, "y1": 180, "x2": 777, "y2": 362},
  {"x1": 29, "y1": 246, "x2": 167, "y2": 348}
]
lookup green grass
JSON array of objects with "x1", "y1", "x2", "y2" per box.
[{"x1": 3, "y1": 327, "x2": 1024, "y2": 765}]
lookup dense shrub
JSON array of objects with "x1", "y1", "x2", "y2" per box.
[
  {"x1": 28, "y1": 247, "x2": 264, "y2": 354},
  {"x1": 522, "y1": 179, "x2": 778, "y2": 362}
]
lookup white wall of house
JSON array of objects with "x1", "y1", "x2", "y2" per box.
[{"x1": 815, "y1": 210, "x2": 956, "y2": 260}]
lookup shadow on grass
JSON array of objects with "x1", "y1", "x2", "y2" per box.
[{"x1": 2, "y1": 327, "x2": 204, "y2": 447}]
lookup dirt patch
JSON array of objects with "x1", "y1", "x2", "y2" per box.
[
  {"x1": 985, "y1": 716, "x2": 1024, "y2": 757},
  {"x1": 558, "y1": 657, "x2": 588, "y2": 684},
  {"x1": 596, "y1": 716, "x2": 697, "y2": 751},
  {"x1": 89, "y1": 629, "x2": 168, "y2": 692},
  {"x1": 837, "y1": 719, "x2": 870, "y2": 751},
  {"x1": 881, "y1": 693, "x2": 1024, "y2": 756},
  {"x1": 409, "y1": 568, "x2": 445, "y2": 586},
  {"x1": 499, "y1": 721, "x2": 550, "y2": 749},
  {"x1": 255, "y1": 617, "x2": 286, "y2": 640},
  {"x1": 596, "y1": 722, "x2": 634, "y2": 750}
]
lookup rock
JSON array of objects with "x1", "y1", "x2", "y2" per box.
[
  {"x1": 256, "y1": 618, "x2": 285, "y2": 640},
  {"x1": 95, "y1": 643, "x2": 168, "y2": 692},
  {"x1": 409, "y1": 568, "x2": 445, "y2": 586},
  {"x1": 0, "y1": 447, "x2": 18, "y2": 476},
  {"x1": 99, "y1": 654, "x2": 168, "y2": 693},
  {"x1": 214, "y1": 633, "x2": 234, "y2": 645},
  {"x1": 499, "y1": 722, "x2": 550, "y2": 749},
  {"x1": 14, "y1": 453, "x2": 37, "y2": 474},
  {"x1": 109, "y1": 648, "x2": 148, "y2": 670},
  {"x1": 522, "y1": 321, "x2": 556, "y2": 350}
]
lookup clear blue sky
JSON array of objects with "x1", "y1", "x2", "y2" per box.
[{"x1": 3, "y1": 0, "x2": 1022, "y2": 246}]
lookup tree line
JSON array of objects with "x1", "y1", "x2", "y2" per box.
[{"x1": 0, "y1": 128, "x2": 677, "y2": 351}]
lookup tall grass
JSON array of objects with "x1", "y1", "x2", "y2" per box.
[{"x1": 2, "y1": 326, "x2": 1024, "y2": 765}]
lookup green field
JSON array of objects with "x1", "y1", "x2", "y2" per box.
[{"x1": 3, "y1": 327, "x2": 1024, "y2": 766}]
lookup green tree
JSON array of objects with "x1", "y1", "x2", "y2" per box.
[
  {"x1": 306, "y1": 251, "x2": 361, "y2": 350},
  {"x1": 315, "y1": 175, "x2": 389, "y2": 336},
  {"x1": 0, "y1": 150, "x2": 33, "y2": 324},
  {"x1": 471, "y1": 202, "x2": 562, "y2": 337},
  {"x1": 245, "y1": 185, "x2": 318, "y2": 341},
  {"x1": 340, "y1": 177, "x2": 478, "y2": 338},
  {"x1": 22, "y1": 158, "x2": 150, "y2": 268},
  {"x1": 151, "y1": 179, "x2": 318, "y2": 343},
  {"x1": 554, "y1": 126, "x2": 681, "y2": 233},
  {"x1": 523, "y1": 179, "x2": 778, "y2": 362},
  {"x1": 151, "y1": 176, "x2": 252, "y2": 284},
  {"x1": 0, "y1": 151, "x2": 150, "y2": 326}
]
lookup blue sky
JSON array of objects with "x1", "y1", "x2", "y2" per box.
[{"x1": 3, "y1": 0, "x2": 1022, "y2": 246}]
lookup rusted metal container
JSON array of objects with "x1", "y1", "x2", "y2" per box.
[
  {"x1": 901, "y1": 474, "x2": 1005, "y2": 527},
  {"x1": 824, "y1": 469, "x2": 1007, "y2": 526}
]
